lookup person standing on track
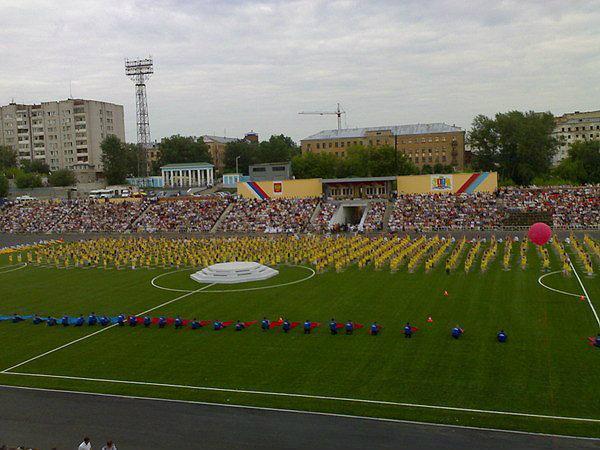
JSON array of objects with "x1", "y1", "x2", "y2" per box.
[{"x1": 78, "y1": 437, "x2": 92, "y2": 450}]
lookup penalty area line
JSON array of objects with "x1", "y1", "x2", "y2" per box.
[
  {"x1": 568, "y1": 260, "x2": 600, "y2": 328},
  {"x1": 0, "y1": 283, "x2": 215, "y2": 374},
  {"x1": 2, "y1": 371, "x2": 599, "y2": 424},
  {"x1": 0, "y1": 384, "x2": 598, "y2": 442}
]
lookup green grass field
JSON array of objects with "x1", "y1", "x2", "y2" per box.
[{"x1": 0, "y1": 239, "x2": 599, "y2": 438}]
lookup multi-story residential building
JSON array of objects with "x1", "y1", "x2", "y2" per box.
[
  {"x1": 300, "y1": 123, "x2": 466, "y2": 170},
  {"x1": 202, "y1": 132, "x2": 259, "y2": 174},
  {"x1": 0, "y1": 99, "x2": 125, "y2": 178},
  {"x1": 553, "y1": 110, "x2": 600, "y2": 163}
]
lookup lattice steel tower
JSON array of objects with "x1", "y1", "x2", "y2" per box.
[{"x1": 125, "y1": 57, "x2": 153, "y2": 148}]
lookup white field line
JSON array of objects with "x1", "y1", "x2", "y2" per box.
[
  {"x1": 537, "y1": 271, "x2": 581, "y2": 298},
  {"x1": 0, "y1": 283, "x2": 215, "y2": 373},
  {"x1": 150, "y1": 265, "x2": 316, "y2": 294},
  {"x1": 3, "y1": 371, "x2": 600, "y2": 424},
  {"x1": 0, "y1": 262, "x2": 28, "y2": 274},
  {"x1": 569, "y1": 260, "x2": 600, "y2": 328},
  {"x1": 0, "y1": 384, "x2": 598, "y2": 442}
]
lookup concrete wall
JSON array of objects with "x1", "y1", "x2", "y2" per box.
[
  {"x1": 396, "y1": 172, "x2": 498, "y2": 194},
  {"x1": 237, "y1": 178, "x2": 322, "y2": 199}
]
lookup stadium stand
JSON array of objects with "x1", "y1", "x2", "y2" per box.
[
  {"x1": 219, "y1": 198, "x2": 318, "y2": 233},
  {"x1": 0, "y1": 186, "x2": 597, "y2": 234}
]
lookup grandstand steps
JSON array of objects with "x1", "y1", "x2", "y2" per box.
[
  {"x1": 48, "y1": 202, "x2": 77, "y2": 232},
  {"x1": 211, "y1": 202, "x2": 234, "y2": 233},
  {"x1": 129, "y1": 201, "x2": 154, "y2": 231},
  {"x1": 358, "y1": 203, "x2": 372, "y2": 230},
  {"x1": 382, "y1": 201, "x2": 393, "y2": 232},
  {"x1": 309, "y1": 202, "x2": 323, "y2": 226}
]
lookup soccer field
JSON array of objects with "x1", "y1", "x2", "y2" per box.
[{"x1": 0, "y1": 236, "x2": 599, "y2": 438}]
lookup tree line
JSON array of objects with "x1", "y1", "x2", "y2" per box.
[
  {"x1": 0, "y1": 146, "x2": 76, "y2": 197},
  {"x1": 469, "y1": 110, "x2": 598, "y2": 186}
]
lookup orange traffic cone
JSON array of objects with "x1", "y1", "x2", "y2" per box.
[
  {"x1": 443, "y1": 290, "x2": 449, "y2": 297},
  {"x1": 427, "y1": 316, "x2": 433, "y2": 323}
]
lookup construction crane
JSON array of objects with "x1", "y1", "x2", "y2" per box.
[{"x1": 299, "y1": 103, "x2": 346, "y2": 131}]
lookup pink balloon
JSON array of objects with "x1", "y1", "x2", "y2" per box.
[{"x1": 528, "y1": 222, "x2": 552, "y2": 246}]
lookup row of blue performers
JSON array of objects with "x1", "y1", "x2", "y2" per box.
[{"x1": 0, "y1": 314, "x2": 531, "y2": 343}]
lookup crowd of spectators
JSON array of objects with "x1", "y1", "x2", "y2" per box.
[
  {"x1": 388, "y1": 193, "x2": 502, "y2": 231},
  {"x1": 0, "y1": 200, "x2": 74, "y2": 233},
  {"x1": 54, "y1": 199, "x2": 149, "y2": 233},
  {"x1": 134, "y1": 198, "x2": 231, "y2": 232},
  {"x1": 309, "y1": 201, "x2": 338, "y2": 232},
  {"x1": 362, "y1": 201, "x2": 387, "y2": 232},
  {"x1": 220, "y1": 198, "x2": 318, "y2": 233},
  {"x1": 0, "y1": 186, "x2": 597, "y2": 234}
]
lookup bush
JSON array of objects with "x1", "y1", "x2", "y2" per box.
[
  {"x1": 15, "y1": 172, "x2": 42, "y2": 189},
  {"x1": 0, "y1": 173, "x2": 8, "y2": 197},
  {"x1": 531, "y1": 175, "x2": 576, "y2": 187},
  {"x1": 49, "y1": 169, "x2": 76, "y2": 187}
]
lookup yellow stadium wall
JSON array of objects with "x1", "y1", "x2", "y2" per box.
[
  {"x1": 396, "y1": 172, "x2": 497, "y2": 194},
  {"x1": 237, "y1": 178, "x2": 323, "y2": 199}
]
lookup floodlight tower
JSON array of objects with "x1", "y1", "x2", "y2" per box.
[{"x1": 125, "y1": 57, "x2": 153, "y2": 148}]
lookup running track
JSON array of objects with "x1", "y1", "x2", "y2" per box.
[{"x1": 0, "y1": 386, "x2": 598, "y2": 450}]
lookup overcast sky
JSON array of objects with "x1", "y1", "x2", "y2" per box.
[{"x1": 1, "y1": 0, "x2": 599, "y2": 143}]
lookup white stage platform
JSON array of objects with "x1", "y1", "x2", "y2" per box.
[{"x1": 190, "y1": 261, "x2": 279, "y2": 284}]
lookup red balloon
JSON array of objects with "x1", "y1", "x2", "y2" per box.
[{"x1": 528, "y1": 222, "x2": 552, "y2": 245}]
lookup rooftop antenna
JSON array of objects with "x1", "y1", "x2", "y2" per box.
[
  {"x1": 69, "y1": 80, "x2": 73, "y2": 99},
  {"x1": 299, "y1": 102, "x2": 346, "y2": 132}
]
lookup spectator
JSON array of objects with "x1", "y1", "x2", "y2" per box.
[{"x1": 78, "y1": 437, "x2": 91, "y2": 450}]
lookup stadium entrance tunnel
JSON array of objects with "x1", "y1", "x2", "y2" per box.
[
  {"x1": 330, "y1": 201, "x2": 368, "y2": 229},
  {"x1": 190, "y1": 261, "x2": 279, "y2": 284}
]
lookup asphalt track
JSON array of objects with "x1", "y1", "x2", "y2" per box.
[{"x1": 0, "y1": 386, "x2": 598, "y2": 450}]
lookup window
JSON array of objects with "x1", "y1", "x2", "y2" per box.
[
  {"x1": 316, "y1": 143, "x2": 320, "y2": 149},
  {"x1": 252, "y1": 167, "x2": 266, "y2": 172},
  {"x1": 335, "y1": 142, "x2": 338, "y2": 148},
  {"x1": 340, "y1": 141, "x2": 344, "y2": 147},
  {"x1": 272, "y1": 166, "x2": 286, "y2": 171}
]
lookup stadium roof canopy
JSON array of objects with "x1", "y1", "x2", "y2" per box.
[
  {"x1": 160, "y1": 162, "x2": 214, "y2": 169},
  {"x1": 322, "y1": 176, "x2": 397, "y2": 184},
  {"x1": 201, "y1": 135, "x2": 239, "y2": 144},
  {"x1": 303, "y1": 123, "x2": 462, "y2": 141}
]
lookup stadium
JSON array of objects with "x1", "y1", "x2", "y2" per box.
[{"x1": 0, "y1": 177, "x2": 599, "y2": 448}]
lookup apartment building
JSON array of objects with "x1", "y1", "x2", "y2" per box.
[
  {"x1": 553, "y1": 110, "x2": 600, "y2": 163},
  {"x1": 0, "y1": 99, "x2": 125, "y2": 177},
  {"x1": 202, "y1": 131, "x2": 259, "y2": 174},
  {"x1": 300, "y1": 123, "x2": 466, "y2": 170}
]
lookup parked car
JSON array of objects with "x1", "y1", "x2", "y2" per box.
[{"x1": 15, "y1": 195, "x2": 37, "y2": 201}]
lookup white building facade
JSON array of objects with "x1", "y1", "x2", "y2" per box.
[
  {"x1": 553, "y1": 110, "x2": 600, "y2": 163},
  {"x1": 161, "y1": 162, "x2": 215, "y2": 188}
]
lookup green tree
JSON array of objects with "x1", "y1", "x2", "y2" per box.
[
  {"x1": 468, "y1": 111, "x2": 558, "y2": 185},
  {"x1": 421, "y1": 164, "x2": 433, "y2": 174},
  {"x1": 0, "y1": 146, "x2": 17, "y2": 170},
  {"x1": 224, "y1": 140, "x2": 259, "y2": 174},
  {"x1": 0, "y1": 173, "x2": 8, "y2": 197},
  {"x1": 15, "y1": 172, "x2": 42, "y2": 189},
  {"x1": 157, "y1": 135, "x2": 211, "y2": 168},
  {"x1": 21, "y1": 159, "x2": 50, "y2": 174},
  {"x1": 101, "y1": 135, "x2": 129, "y2": 185},
  {"x1": 49, "y1": 169, "x2": 77, "y2": 187},
  {"x1": 554, "y1": 140, "x2": 600, "y2": 184},
  {"x1": 291, "y1": 152, "x2": 338, "y2": 179},
  {"x1": 257, "y1": 135, "x2": 300, "y2": 163}
]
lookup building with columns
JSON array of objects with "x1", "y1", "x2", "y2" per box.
[{"x1": 160, "y1": 162, "x2": 215, "y2": 188}]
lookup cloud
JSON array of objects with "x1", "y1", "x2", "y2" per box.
[{"x1": 1, "y1": 0, "x2": 599, "y2": 142}]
